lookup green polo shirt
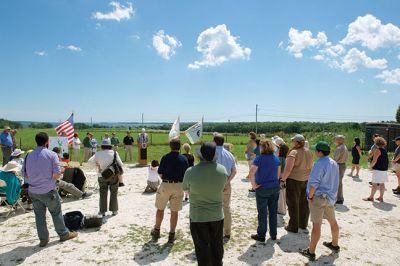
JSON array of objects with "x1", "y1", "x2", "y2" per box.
[
  {"x1": 182, "y1": 161, "x2": 227, "y2": 223},
  {"x1": 83, "y1": 137, "x2": 92, "y2": 148}
]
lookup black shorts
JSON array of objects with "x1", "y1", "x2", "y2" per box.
[{"x1": 352, "y1": 157, "x2": 360, "y2": 165}]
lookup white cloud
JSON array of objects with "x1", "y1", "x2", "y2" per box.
[
  {"x1": 278, "y1": 41, "x2": 284, "y2": 49},
  {"x1": 340, "y1": 48, "x2": 387, "y2": 73},
  {"x1": 286, "y1": 27, "x2": 328, "y2": 58},
  {"x1": 34, "y1": 51, "x2": 47, "y2": 56},
  {"x1": 341, "y1": 14, "x2": 400, "y2": 50},
  {"x1": 131, "y1": 34, "x2": 140, "y2": 40},
  {"x1": 57, "y1": 45, "x2": 82, "y2": 52},
  {"x1": 358, "y1": 78, "x2": 365, "y2": 84},
  {"x1": 313, "y1": 54, "x2": 324, "y2": 61},
  {"x1": 152, "y1": 30, "x2": 181, "y2": 60},
  {"x1": 379, "y1": 89, "x2": 388, "y2": 94},
  {"x1": 188, "y1": 24, "x2": 251, "y2": 69},
  {"x1": 375, "y1": 68, "x2": 400, "y2": 85},
  {"x1": 92, "y1": 1, "x2": 134, "y2": 22}
]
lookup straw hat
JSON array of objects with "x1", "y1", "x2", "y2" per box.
[
  {"x1": 11, "y1": 149, "x2": 25, "y2": 157},
  {"x1": 1, "y1": 161, "x2": 21, "y2": 172}
]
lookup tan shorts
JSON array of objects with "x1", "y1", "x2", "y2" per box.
[
  {"x1": 155, "y1": 182, "x2": 184, "y2": 212},
  {"x1": 309, "y1": 197, "x2": 335, "y2": 224}
]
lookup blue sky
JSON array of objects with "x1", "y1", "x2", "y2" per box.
[{"x1": 0, "y1": 0, "x2": 399, "y2": 123}]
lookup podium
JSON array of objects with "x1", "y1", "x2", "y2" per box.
[{"x1": 138, "y1": 143, "x2": 148, "y2": 166}]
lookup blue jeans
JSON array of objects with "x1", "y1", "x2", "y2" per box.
[
  {"x1": 255, "y1": 187, "x2": 279, "y2": 239},
  {"x1": 29, "y1": 190, "x2": 69, "y2": 241}
]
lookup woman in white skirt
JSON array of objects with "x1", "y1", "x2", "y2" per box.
[{"x1": 363, "y1": 137, "x2": 389, "y2": 202}]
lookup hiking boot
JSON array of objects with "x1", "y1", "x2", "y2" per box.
[
  {"x1": 151, "y1": 228, "x2": 160, "y2": 241},
  {"x1": 81, "y1": 192, "x2": 93, "y2": 199},
  {"x1": 60, "y1": 231, "x2": 78, "y2": 242},
  {"x1": 168, "y1": 232, "x2": 176, "y2": 244},
  {"x1": 251, "y1": 234, "x2": 265, "y2": 242},
  {"x1": 323, "y1": 241, "x2": 340, "y2": 253},
  {"x1": 119, "y1": 183, "x2": 125, "y2": 187},
  {"x1": 39, "y1": 239, "x2": 49, "y2": 247},
  {"x1": 299, "y1": 248, "x2": 316, "y2": 261}
]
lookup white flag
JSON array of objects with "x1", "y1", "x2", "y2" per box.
[
  {"x1": 185, "y1": 120, "x2": 203, "y2": 144},
  {"x1": 169, "y1": 116, "x2": 180, "y2": 140}
]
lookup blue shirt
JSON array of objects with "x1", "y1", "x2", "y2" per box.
[
  {"x1": 22, "y1": 147, "x2": 61, "y2": 194},
  {"x1": 252, "y1": 154, "x2": 280, "y2": 189},
  {"x1": 0, "y1": 132, "x2": 13, "y2": 147},
  {"x1": 307, "y1": 156, "x2": 339, "y2": 205},
  {"x1": 215, "y1": 146, "x2": 236, "y2": 176}
]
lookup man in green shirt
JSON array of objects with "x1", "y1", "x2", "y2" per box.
[
  {"x1": 83, "y1": 132, "x2": 93, "y2": 162},
  {"x1": 183, "y1": 142, "x2": 227, "y2": 266},
  {"x1": 110, "y1": 132, "x2": 120, "y2": 151}
]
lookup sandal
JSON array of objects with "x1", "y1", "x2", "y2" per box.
[
  {"x1": 375, "y1": 197, "x2": 384, "y2": 202},
  {"x1": 363, "y1": 197, "x2": 374, "y2": 201}
]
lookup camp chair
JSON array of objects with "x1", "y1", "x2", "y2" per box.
[{"x1": 0, "y1": 178, "x2": 25, "y2": 218}]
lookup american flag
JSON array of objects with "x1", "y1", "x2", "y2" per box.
[{"x1": 55, "y1": 114, "x2": 75, "y2": 144}]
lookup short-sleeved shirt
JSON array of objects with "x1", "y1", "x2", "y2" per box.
[
  {"x1": 287, "y1": 148, "x2": 313, "y2": 182},
  {"x1": 111, "y1": 137, "x2": 120, "y2": 146},
  {"x1": 253, "y1": 154, "x2": 280, "y2": 189},
  {"x1": 123, "y1": 136, "x2": 134, "y2": 145},
  {"x1": 182, "y1": 161, "x2": 227, "y2": 222},
  {"x1": 88, "y1": 150, "x2": 123, "y2": 173},
  {"x1": 215, "y1": 146, "x2": 236, "y2": 177},
  {"x1": 22, "y1": 147, "x2": 61, "y2": 194},
  {"x1": 73, "y1": 137, "x2": 81, "y2": 150},
  {"x1": 158, "y1": 152, "x2": 189, "y2": 182},
  {"x1": 333, "y1": 144, "x2": 348, "y2": 164},
  {"x1": 83, "y1": 137, "x2": 92, "y2": 148},
  {"x1": 0, "y1": 132, "x2": 13, "y2": 147}
]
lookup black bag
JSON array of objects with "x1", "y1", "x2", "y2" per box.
[
  {"x1": 64, "y1": 211, "x2": 84, "y2": 231},
  {"x1": 83, "y1": 215, "x2": 103, "y2": 228},
  {"x1": 101, "y1": 152, "x2": 121, "y2": 179}
]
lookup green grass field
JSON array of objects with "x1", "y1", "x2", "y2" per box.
[{"x1": 2, "y1": 127, "x2": 371, "y2": 167}]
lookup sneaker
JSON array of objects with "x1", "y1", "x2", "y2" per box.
[
  {"x1": 39, "y1": 239, "x2": 49, "y2": 247},
  {"x1": 347, "y1": 173, "x2": 353, "y2": 177},
  {"x1": 299, "y1": 248, "x2": 316, "y2": 261},
  {"x1": 300, "y1": 228, "x2": 309, "y2": 234},
  {"x1": 251, "y1": 234, "x2": 265, "y2": 242},
  {"x1": 168, "y1": 232, "x2": 176, "y2": 243},
  {"x1": 119, "y1": 183, "x2": 125, "y2": 187},
  {"x1": 284, "y1": 226, "x2": 298, "y2": 233},
  {"x1": 392, "y1": 187, "x2": 400, "y2": 192},
  {"x1": 60, "y1": 231, "x2": 78, "y2": 242},
  {"x1": 26, "y1": 203, "x2": 33, "y2": 211},
  {"x1": 151, "y1": 228, "x2": 160, "y2": 241},
  {"x1": 323, "y1": 241, "x2": 340, "y2": 253},
  {"x1": 394, "y1": 190, "x2": 400, "y2": 195},
  {"x1": 81, "y1": 192, "x2": 93, "y2": 199},
  {"x1": 112, "y1": 211, "x2": 118, "y2": 216},
  {"x1": 98, "y1": 212, "x2": 106, "y2": 217}
]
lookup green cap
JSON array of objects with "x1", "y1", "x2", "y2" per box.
[{"x1": 311, "y1": 141, "x2": 331, "y2": 152}]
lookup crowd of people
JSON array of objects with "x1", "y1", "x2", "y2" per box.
[{"x1": 1, "y1": 124, "x2": 400, "y2": 265}]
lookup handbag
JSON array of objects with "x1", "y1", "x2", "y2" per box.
[{"x1": 101, "y1": 151, "x2": 121, "y2": 179}]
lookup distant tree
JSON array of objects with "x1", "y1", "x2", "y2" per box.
[
  {"x1": 74, "y1": 123, "x2": 90, "y2": 130},
  {"x1": 0, "y1": 118, "x2": 22, "y2": 129},
  {"x1": 29, "y1": 122, "x2": 53, "y2": 128},
  {"x1": 396, "y1": 105, "x2": 400, "y2": 123}
]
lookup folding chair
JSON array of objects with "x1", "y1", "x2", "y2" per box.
[{"x1": 0, "y1": 179, "x2": 26, "y2": 218}]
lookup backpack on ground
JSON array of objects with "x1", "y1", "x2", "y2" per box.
[{"x1": 64, "y1": 211, "x2": 84, "y2": 231}]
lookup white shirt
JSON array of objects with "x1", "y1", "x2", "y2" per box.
[
  {"x1": 88, "y1": 150, "x2": 123, "y2": 173},
  {"x1": 73, "y1": 137, "x2": 81, "y2": 150},
  {"x1": 148, "y1": 166, "x2": 160, "y2": 182}
]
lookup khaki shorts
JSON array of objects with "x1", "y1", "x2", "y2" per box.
[
  {"x1": 155, "y1": 182, "x2": 184, "y2": 212},
  {"x1": 309, "y1": 197, "x2": 335, "y2": 224}
]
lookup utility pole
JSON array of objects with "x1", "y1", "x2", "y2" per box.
[
  {"x1": 255, "y1": 104, "x2": 259, "y2": 134},
  {"x1": 141, "y1": 113, "x2": 144, "y2": 126}
]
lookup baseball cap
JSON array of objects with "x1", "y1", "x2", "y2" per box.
[
  {"x1": 311, "y1": 141, "x2": 331, "y2": 152},
  {"x1": 393, "y1": 136, "x2": 400, "y2": 141},
  {"x1": 101, "y1": 139, "x2": 112, "y2": 147},
  {"x1": 291, "y1": 134, "x2": 305, "y2": 142}
]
